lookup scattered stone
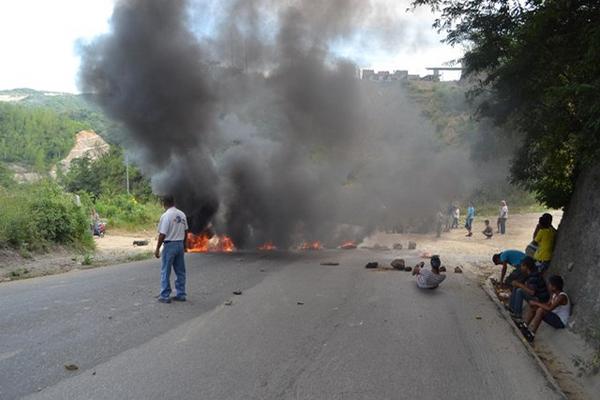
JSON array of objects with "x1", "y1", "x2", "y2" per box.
[
  {"x1": 108, "y1": 316, "x2": 112, "y2": 320},
  {"x1": 439, "y1": 266, "x2": 447, "y2": 272},
  {"x1": 233, "y1": 290, "x2": 242, "y2": 295},
  {"x1": 408, "y1": 241, "x2": 417, "y2": 250},
  {"x1": 365, "y1": 262, "x2": 378, "y2": 269},
  {"x1": 475, "y1": 316, "x2": 482, "y2": 320},
  {"x1": 132, "y1": 240, "x2": 149, "y2": 246},
  {"x1": 320, "y1": 262, "x2": 340, "y2": 266},
  {"x1": 297, "y1": 301, "x2": 304, "y2": 305},
  {"x1": 390, "y1": 259, "x2": 406, "y2": 270},
  {"x1": 567, "y1": 262, "x2": 575, "y2": 272},
  {"x1": 393, "y1": 243, "x2": 403, "y2": 250},
  {"x1": 64, "y1": 364, "x2": 79, "y2": 371},
  {"x1": 404, "y1": 266, "x2": 412, "y2": 272},
  {"x1": 454, "y1": 266, "x2": 463, "y2": 274},
  {"x1": 260, "y1": 269, "x2": 266, "y2": 272},
  {"x1": 92, "y1": 371, "x2": 96, "y2": 376},
  {"x1": 224, "y1": 300, "x2": 233, "y2": 306}
]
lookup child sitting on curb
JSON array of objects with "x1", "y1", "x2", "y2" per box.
[{"x1": 519, "y1": 275, "x2": 570, "y2": 342}]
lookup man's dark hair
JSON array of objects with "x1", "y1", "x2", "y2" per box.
[
  {"x1": 539, "y1": 213, "x2": 553, "y2": 228},
  {"x1": 484, "y1": 219, "x2": 490, "y2": 224},
  {"x1": 430, "y1": 255, "x2": 441, "y2": 270},
  {"x1": 548, "y1": 275, "x2": 564, "y2": 291},
  {"x1": 492, "y1": 253, "x2": 501, "y2": 264},
  {"x1": 521, "y1": 256, "x2": 536, "y2": 271},
  {"x1": 162, "y1": 195, "x2": 175, "y2": 207}
]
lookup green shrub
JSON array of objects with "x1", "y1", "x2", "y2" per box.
[
  {"x1": 0, "y1": 181, "x2": 93, "y2": 251},
  {"x1": 95, "y1": 193, "x2": 162, "y2": 231}
]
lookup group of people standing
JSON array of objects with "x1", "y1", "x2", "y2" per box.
[
  {"x1": 492, "y1": 213, "x2": 563, "y2": 342},
  {"x1": 438, "y1": 200, "x2": 509, "y2": 239}
]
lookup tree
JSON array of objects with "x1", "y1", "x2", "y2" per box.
[
  {"x1": 412, "y1": 0, "x2": 600, "y2": 208},
  {"x1": 62, "y1": 146, "x2": 153, "y2": 200}
]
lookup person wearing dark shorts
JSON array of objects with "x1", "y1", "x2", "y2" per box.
[{"x1": 521, "y1": 275, "x2": 570, "y2": 342}]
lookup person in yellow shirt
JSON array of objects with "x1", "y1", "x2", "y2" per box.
[{"x1": 532, "y1": 213, "x2": 556, "y2": 273}]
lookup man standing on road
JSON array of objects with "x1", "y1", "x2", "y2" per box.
[
  {"x1": 155, "y1": 195, "x2": 189, "y2": 303},
  {"x1": 465, "y1": 203, "x2": 475, "y2": 237},
  {"x1": 497, "y1": 200, "x2": 508, "y2": 234}
]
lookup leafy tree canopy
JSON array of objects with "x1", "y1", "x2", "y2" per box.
[
  {"x1": 62, "y1": 146, "x2": 153, "y2": 201},
  {"x1": 413, "y1": 0, "x2": 600, "y2": 208}
]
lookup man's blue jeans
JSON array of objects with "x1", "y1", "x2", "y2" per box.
[
  {"x1": 509, "y1": 288, "x2": 532, "y2": 317},
  {"x1": 160, "y1": 241, "x2": 186, "y2": 299}
]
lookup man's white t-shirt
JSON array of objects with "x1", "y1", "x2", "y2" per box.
[
  {"x1": 417, "y1": 268, "x2": 446, "y2": 289},
  {"x1": 158, "y1": 207, "x2": 188, "y2": 241}
]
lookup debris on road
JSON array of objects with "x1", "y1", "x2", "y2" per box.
[
  {"x1": 320, "y1": 262, "x2": 340, "y2": 266},
  {"x1": 64, "y1": 364, "x2": 79, "y2": 371},
  {"x1": 365, "y1": 262, "x2": 378, "y2": 269},
  {"x1": 454, "y1": 266, "x2": 463, "y2": 274},
  {"x1": 297, "y1": 301, "x2": 304, "y2": 305},
  {"x1": 475, "y1": 316, "x2": 482, "y2": 320},
  {"x1": 224, "y1": 300, "x2": 233, "y2": 306},
  {"x1": 372, "y1": 244, "x2": 390, "y2": 251},
  {"x1": 233, "y1": 290, "x2": 242, "y2": 295},
  {"x1": 390, "y1": 259, "x2": 405, "y2": 270},
  {"x1": 132, "y1": 240, "x2": 149, "y2": 246},
  {"x1": 408, "y1": 241, "x2": 417, "y2": 250},
  {"x1": 393, "y1": 243, "x2": 403, "y2": 250}
]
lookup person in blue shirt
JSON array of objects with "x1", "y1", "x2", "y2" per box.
[
  {"x1": 465, "y1": 203, "x2": 475, "y2": 237},
  {"x1": 492, "y1": 249, "x2": 526, "y2": 285}
]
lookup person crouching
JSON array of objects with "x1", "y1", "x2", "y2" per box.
[{"x1": 413, "y1": 255, "x2": 446, "y2": 289}]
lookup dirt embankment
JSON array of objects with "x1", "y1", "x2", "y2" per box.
[{"x1": 0, "y1": 231, "x2": 157, "y2": 282}]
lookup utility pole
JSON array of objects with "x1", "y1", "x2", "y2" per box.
[{"x1": 125, "y1": 153, "x2": 130, "y2": 195}]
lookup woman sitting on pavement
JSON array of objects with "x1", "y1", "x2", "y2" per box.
[
  {"x1": 413, "y1": 255, "x2": 446, "y2": 289},
  {"x1": 520, "y1": 275, "x2": 570, "y2": 342}
]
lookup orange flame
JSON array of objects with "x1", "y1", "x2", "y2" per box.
[
  {"x1": 258, "y1": 242, "x2": 277, "y2": 251},
  {"x1": 300, "y1": 241, "x2": 323, "y2": 250},
  {"x1": 186, "y1": 232, "x2": 235, "y2": 253},
  {"x1": 340, "y1": 240, "x2": 357, "y2": 249}
]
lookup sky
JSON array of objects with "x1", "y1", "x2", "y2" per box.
[{"x1": 0, "y1": 0, "x2": 463, "y2": 93}]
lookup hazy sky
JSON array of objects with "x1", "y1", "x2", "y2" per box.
[{"x1": 0, "y1": 0, "x2": 463, "y2": 93}]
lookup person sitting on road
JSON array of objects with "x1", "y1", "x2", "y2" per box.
[
  {"x1": 520, "y1": 275, "x2": 570, "y2": 342},
  {"x1": 507, "y1": 256, "x2": 550, "y2": 319},
  {"x1": 492, "y1": 249, "x2": 526, "y2": 286},
  {"x1": 532, "y1": 213, "x2": 556, "y2": 273},
  {"x1": 413, "y1": 255, "x2": 446, "y2": 289},
  {"x1": 482, "y1": 219, "x2": 493, "y2": 239}
]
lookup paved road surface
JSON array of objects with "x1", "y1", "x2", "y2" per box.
[{"x1": 0, "y1": 250, "x2": 561, "y2": 399}]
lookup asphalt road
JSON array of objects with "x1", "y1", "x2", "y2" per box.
[{"x1": 0, "y1": 250, "x2": 562, "y2": 400}]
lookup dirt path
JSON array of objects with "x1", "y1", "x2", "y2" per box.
[
  {"x1": 360, "y1": 211, "x2": 563, "y2": 281},
  {"x1": 1, "y1": 212, "x2": 560, "y2": 282}
]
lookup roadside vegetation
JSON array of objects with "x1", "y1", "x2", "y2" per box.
[{"x1": 0, "y1": 92, "x2": 160, "y2": 254}]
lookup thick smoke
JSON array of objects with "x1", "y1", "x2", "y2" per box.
[{"x1": 79, "y1": 0, "x2": 476, "y2": 248}]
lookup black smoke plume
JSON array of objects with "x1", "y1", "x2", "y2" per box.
[{"x1": 79, "y1": 0, "x2": 476, "y2": 248}]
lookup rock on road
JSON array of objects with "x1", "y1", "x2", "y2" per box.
[{"x1": 0, "y1": 250, "x2": 562, "y2": 400}]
